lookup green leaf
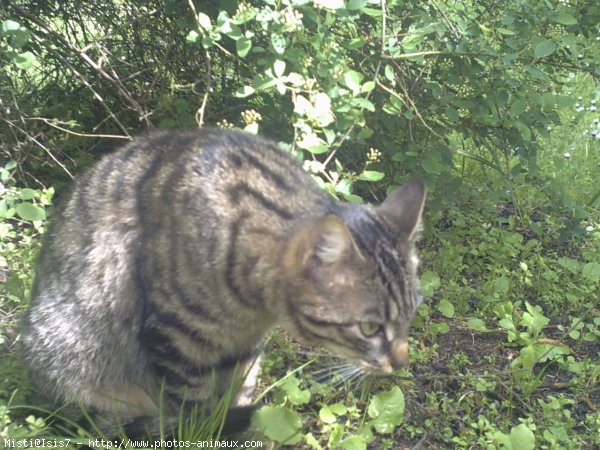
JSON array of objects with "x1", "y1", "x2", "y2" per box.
[
  {"x1": 338, "y1": 437, "x2": 366, "y2": 450},
  {"x1": 11, "y1": 29, "x2": 31, "y2": 48},
  {"x1": 1, "y1": 19, "x2": 21, "y2": 34},
  {"x1": 339, "y1": 435, "x2": 367, "y2": 450},
  {"x1": 279, "y1": 375, "x2": 311, "y2": 405},
  {"x1": 15, "y1": 202, "x2": 45, "y2": 221},
  {"x1": 367, "y1": 386, "x2": 405, "y2": 434},
  {"x1": 347, "y1": 0, "x2": 367, "y2": 10},
  {"x1": 493, "y1": 276, "x2": 510, "y2": 295},
  {"x1": 514, "y1": 121, "x2": 531, "y2": 140},
  {"x1": 552, "y1": 13, "x2": 577, "y2": 25},
  {"x1": 468, "y1": 318, "x2": 489, "y2": 332},
  {"x1": 582, "y1": 262, "x2": 600, "y2": 282},
  {"x1": 271, "y1": 33, "x2": 286, "y2": 54},
  {"x1": 273, "y1": 59, "x2": 286, "y2": 77},
  {"x1": 421, "y1": 157, "x2": 442, "y2": 175},
  {"x1": 330, "y1": 402, "x2": 347, "y2": 415},
  {"x1": 508, "y1": 424, "x2": 536, "y2": 450},
  {"x1": 352, "y1": 98, "x2": 375, "y2": 112},
  {"x1": 253, "y1": 406, "x2": 302, "y2": 445},
  {"x1": 335, "y1": 179, "x2": 353, "y2": 196},
  {"x1": 244, "y1": 122, "x2": 259, "y2": 134},
  {"x1": 236, "y1": 37, "x2": 252, "y2": 57},
  {"x1": 555, "y1": 95, "x2": 575, "y2": 107},
  {"x1": 197, "y1": 12, "x2": 212, "y2": 30},
  {"x1": 558, "y1": 257, "x2": 579, "y2": 273},
  {"x1": 509, "y1": 99, "x2": 528, "y2": 117},
  {"x1": 361, "y1": 81, "x2": 375, "y2": 93},
  {"x1": 19, "y1": 188, "x2": 37, "y2": 200},
  {"x1": 534, "y1": 39, "x2": 556, "y2": 58},
  {"x1": 357, "y1": 170, "x2": 384, "y2": 182},
  {"x1": 319, "y1": 405, "x2": 337, "y2": 424},
  {"x1": 312, "y1": 92, "x2": 335, "y2": 126},
  {"x1": 445, "y1": 108, "x2": 459, "y2": 121},
  {"x1": 221, "y1": 20, "x2": 242, "y2": 40},
  {"x1": 362, "y1": 8, "x2": 383, "y2": 17},
  {"x1": 343, "y1": 193, "x2": 363, "y2": 203},
  {"x1": 497, "y1": 27, "x2": 515, "y2": 35},
  {"x1": 285, "y1": 72, "x2": 304, "y2": 86},
  {"x1": 14, "y1": 51, "x2": 35, "y2": 69},
  {"x1": 343, "y1": 70, "x2": 364, "y2": 95},
  {"x1": 431, "y1": 322, "x2": 450, "y2": 335},
  {"x1": 186, "y1": 30, "x2": 200, "y2": 43},
  {"x1": 0, "y1": 199, "x2": 8, "y2": 219},
  {"x1": 319, "y1": 0, "x2": 345, "y2": 9},
  {"x1": 521, "y1": 302, "x2": 550, "y2": 336},
  {"x1": 384, "y1": 64, "x2": 394, "y2": 82},
  {"x1": 235, "y1": 85, "x2": 255, "y2": 98},
  {"x1": 420, "y1": 270, "x2": 441, "y2": 297},
  {"x1": 346, "y1": 38, "x2": 366, "y2": 49},
  {"x1": 437, "y1": 299, "x2": 454, "y2": 318}
]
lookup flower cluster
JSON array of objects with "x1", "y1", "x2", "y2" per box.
[
  {"x1": 583, "y1": 118, "x2": 600, "y2": 140},
  {"x1": 452, "y1": 83, "x2": 475, "y2": 98},
  {"x1": 367, "y1": 147, "x2": 382, "y2": 163},
  {"x1": 241, "y1": 109, "x2": 262, "y2": 125},
  {"x1": 302, "y1": 159, "x2": 325, "y2": 174},
  {"x1": 216, "y1": 119, "x2": 234, "y2": 129},
  {"x1": 575, "y1": 97, "x2": 596, "y2": 113},
  {"x1": 234, "y1": 1, "x2": 256, "y2": 20},
  {"x1": 574, "y1": 97, "x2": 599, "y2": 140},
  {"x1": 281, "y1": 8, "x2": 303, "y2": 32},
  {"x1": 303, "y1": 78, "x2": 317, "y2": 91}
]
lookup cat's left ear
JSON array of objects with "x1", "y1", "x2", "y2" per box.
[{"x1": 377, "y1": 179, "x2": 426, "y2": 242}]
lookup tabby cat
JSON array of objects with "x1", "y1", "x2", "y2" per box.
[{"x1": 21, "y1": 129, "x2": 426, "y2": 434}]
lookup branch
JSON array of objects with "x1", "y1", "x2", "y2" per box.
[{"x1": 6, "y1": 1, "x2": 152, "y2": 128}]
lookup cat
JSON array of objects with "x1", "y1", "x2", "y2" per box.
[{"x1": 21, "y1": 128, "x2": 426, "y2": 435}]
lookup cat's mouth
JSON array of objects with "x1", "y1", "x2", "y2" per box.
[
  {"x1": 357, "y1": 340, "x2": 410, "y2": 375},
  {"x1": 357, "y1": 357, "x2": 395, "y2": 375}
]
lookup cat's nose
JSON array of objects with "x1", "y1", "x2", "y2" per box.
[{"x1": 390, "y1": 339, "x2": 409, "y2": 369}]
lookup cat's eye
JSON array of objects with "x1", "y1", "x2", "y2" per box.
[{"x1": 359, "y1": 321, "x2": 383, "y2": 337}]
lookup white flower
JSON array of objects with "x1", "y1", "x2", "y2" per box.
[
  {"x1": 564, "y1": 152, "x2": 571, "y2": 159},
  {"x1": 586, "y1": 225, "x2": 595, "y2": 232}
]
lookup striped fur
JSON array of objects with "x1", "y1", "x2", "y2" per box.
[{"x1": 21, "y1": 129, "x2": 426, "y2": 432}]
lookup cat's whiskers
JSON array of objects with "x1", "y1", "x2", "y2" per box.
[{"x1": 310, "y1": 361, "x2": 368, "y2": 388}]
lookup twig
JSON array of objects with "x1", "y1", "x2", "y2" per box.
[
  {"x1": 6, "y1": 1, "x2": 151, "y2": 128},
  {"x1": 28, "y1": 118, "x2": 131, "y2": 140},
  {"x1": 187, "y1": 0, "x2": 212, "y2": 127},
  {"x1": 376, "y1": 78, "x2": 442, "y2": 138},
  {"x1": 2, "y1": 118, "x2": 74, "y2": 179},
  {"x1": 26, "y1": 30, "x2": 131, "y2": 137}
]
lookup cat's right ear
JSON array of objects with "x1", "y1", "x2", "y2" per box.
[
  {"x1": 283, "y1": 215, "x2": 355, "y2": 271},
  {"x1": 377, "y1": 179, "x2": 426, "y2": 242}
]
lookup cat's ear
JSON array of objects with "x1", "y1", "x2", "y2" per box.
[
  {"x1": 283, "y1": 215, "x2": 355, "y2": 270},
  {"x1": 377, "y1": 179, "x2": 426, "y2": 241}
]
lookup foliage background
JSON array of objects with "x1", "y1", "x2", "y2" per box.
[{"x1": 1, "y1": 0, "x2": 599, "y2": 448}]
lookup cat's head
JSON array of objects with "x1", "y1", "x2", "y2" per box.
[{"x1": 281, "y1": 180, "x2": 426, "y2": 374}]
